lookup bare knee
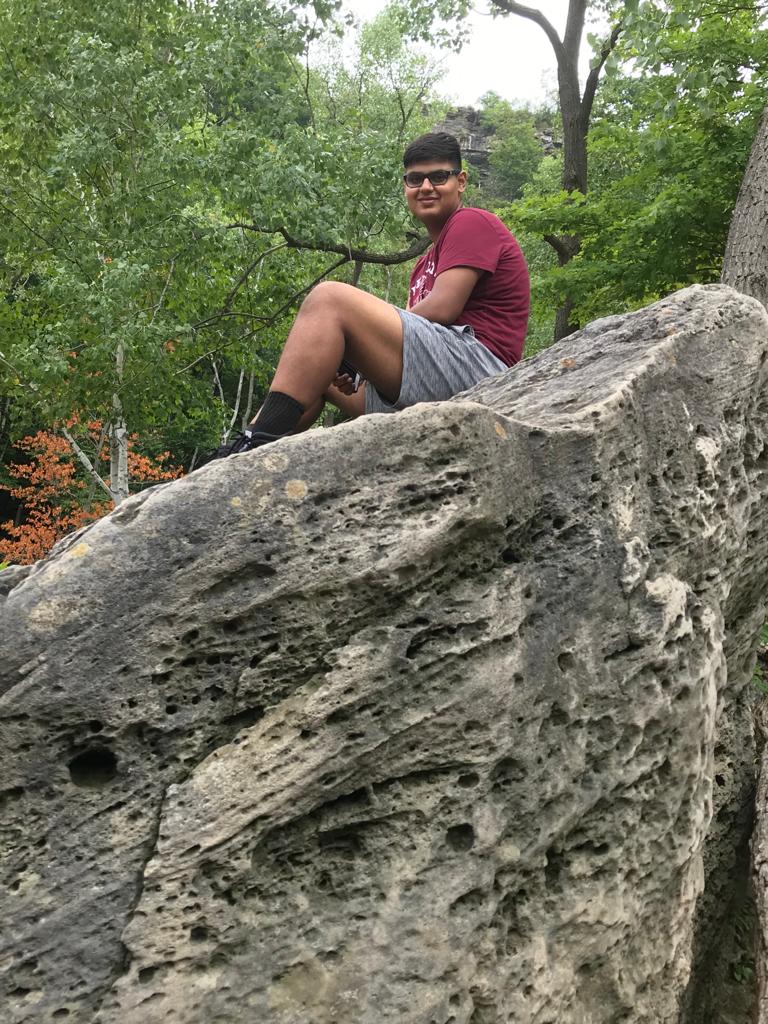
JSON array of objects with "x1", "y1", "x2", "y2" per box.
[{"x1": 300, "y1": 281, "x2": 357, "y2": 318}]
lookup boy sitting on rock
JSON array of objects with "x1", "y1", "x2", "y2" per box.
[{"x1": 211, "y1": 131, "x2": 530, "y2": 459}]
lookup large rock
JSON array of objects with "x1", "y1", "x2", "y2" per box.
[
  {"x1": 2, "y1": 284, "x2": 768, "y2": 1024},
  {"x1": 754, "y1": 748, "x2": 768, "y2": 1023}
]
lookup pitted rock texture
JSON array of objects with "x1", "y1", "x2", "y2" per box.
[
  {"x1": 2, "y1": 283, "x2": 768, "y2": 1024},
  {"x1": 753, "y1": 735, "x2": 768, "y2": 1023}
]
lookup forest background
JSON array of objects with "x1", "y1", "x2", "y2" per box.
[{"x1": 1, "y1": 0, "x2": 767, "y2": 563}]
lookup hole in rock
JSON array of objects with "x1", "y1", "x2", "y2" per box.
[
  {"x1": 557, "y1": 652, "x2": 576, "y2": 672},
  {"x1": 491, "y1": 757, "x2": 525, "y2": 788},
  {"x1": 190, "y1": 926, "x2": 208, "y2": 943},
  {"x1": 0, "y1": 786, "x2": 24, "y2": 806},
  {"x1": 550, "y1": 705, "x2": 569, "y2": 726},
  {"x1": 450, "y1": 888, "x2": 485, "y2": 912},
  {"x1": 318, "y1": 827, "x2": 363, "y2": 857},
  {"x1": 222, "y1": 704, "x2": 268, "y2": 737},
  {"x1": 500, "y1": 547, "x2": 521, "y2": 565},
  {"x1": 326, "y1": 707, "x2": 351, "y2": 725},
  {"x1": 68, "y1": 748, "x2": 118, "y2": 788},
  {"x1": 446, "y1": 824, "x2": 475, "y2": 852},
  {"x1": 544, "y1": 846, "x2": 565, "y2": 887},
  {"x1": 458, "y1": 772, "x2": 480, "y2": 788}
]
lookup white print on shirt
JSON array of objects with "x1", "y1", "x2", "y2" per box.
[{"x1": 410, "y1": 257, "x2": 436, "y2": 305}]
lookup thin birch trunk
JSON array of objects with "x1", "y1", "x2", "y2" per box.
[
  {"x1": 61, "y1": 426, "x2": 114, "y2": 502},
  {"x1": 242, "y1": 368, "x2": 256, "y2": 429},
  {"x1": 227, "y1": 368, "x2": 245, "y2": 436},
  {"x1": 111, "y1": 341, "x2": 129, "y2": 503},
  {"x1": 80, "y1": 179, "x2": 130, "y2": 503}
]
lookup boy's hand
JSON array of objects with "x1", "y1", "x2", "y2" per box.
[
  {"x1": 335, "y1": 360, "x2": 362, "y2": 393},
  {"x1": 332, "y1": 372, "x2": 359, "y2": 395}
]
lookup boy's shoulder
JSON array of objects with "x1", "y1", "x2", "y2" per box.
[{"x1": 448, "y1": 206, "x2": 509, "y2": 236}]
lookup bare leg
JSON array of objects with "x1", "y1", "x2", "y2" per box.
[
  {"x1": 287, "y1": 385, "x2": 366, "y2": 436},
  {"x1": 290, "y1": 396, "x2": 325, "y2": 434},
  {"x1": 269, "y1": 282, "x2": 404, "y2": 411},
  {"x1": 325, "y1": 383, "x2": 366, "y2": 419}
]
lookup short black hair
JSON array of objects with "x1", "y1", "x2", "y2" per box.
[{"x1": 403, "y1": 132, "x2": 462, "y2": 169}]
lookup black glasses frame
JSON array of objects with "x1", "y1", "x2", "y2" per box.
[{"x1": 403, "y1": 169, "x2": 461, "y2": 188}]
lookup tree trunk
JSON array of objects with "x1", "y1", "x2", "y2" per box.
[
  {"x1": 499, "y1": 0, "x2": 618, "y2": 344},
  {"x1": 554, "y1": 296, "x2": 578, "y2": 342},
  {"x1": 559, "y1": 61, "x2": 588, "y2": 196},
  {"x1": 551, "y1": 62, "x2": 587, "y2": 340},
  {"x1": 721, "y1": 104, "x2": 768, "y2": 307},
  {"x1": 492, "y1": 0, "x2": 621, "y2": 342},
  {"x1": 109, "y1": 421, "x2": 129, "y2": 503},
  {"x1": 110, "y1": 342, "x2": 129, "y2": 503}
]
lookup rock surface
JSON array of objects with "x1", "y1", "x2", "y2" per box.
[
  {"x1": 754, "y1": 748, "x2": 768, "y2": 1023},
  {"x1": 2, "y1": 284, "x2": 768, "y2": 1024}
]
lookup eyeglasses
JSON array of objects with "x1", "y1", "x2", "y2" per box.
[{"x1": 403, "y1": 169, "x2": 461, "y2": 188}]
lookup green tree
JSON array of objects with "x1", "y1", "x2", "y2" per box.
[
  {"x1": 0, "y1": 0, "x2": 444, "y2": 502},
  {"x1": 1, "y1": 0, "x2": 317, "y2": 493},
  {"x1": 476, "y1": 92, "x2": 546, "y2": 201},
  {"x1": 502, "y1": 0, "x2": 768, "y2": 334}
]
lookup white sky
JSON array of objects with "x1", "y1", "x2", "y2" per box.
[{"x1": 341, "y1": 0, "x2": 605, "y2": 108}]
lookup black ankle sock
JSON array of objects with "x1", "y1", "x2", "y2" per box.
[{"x1": 249, "y1": 391, "x2": 305, "y2": 437}]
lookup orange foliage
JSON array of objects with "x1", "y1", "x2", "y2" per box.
[{"x1": 0, "y1": 424, "x2": 183, "y2": 565}]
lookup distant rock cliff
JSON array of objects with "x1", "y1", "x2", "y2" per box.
[
  {"x1": 434, "y1": 105, "x2": 560, "y2": 193},
  {"x1": 1, "y1": 284, "x2": 767, "y2": 1023},
  {"x1": 434, "y1": 106, "x2": 494, "y2": 176}
]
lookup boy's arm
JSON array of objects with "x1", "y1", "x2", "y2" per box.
[{"x1": 408, "y1": 266, "x2": 482, "y2": 325}]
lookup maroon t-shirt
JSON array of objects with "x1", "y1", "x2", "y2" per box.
[{"x1": 408, "y1": 207, "x2": 530, "y2": 366}]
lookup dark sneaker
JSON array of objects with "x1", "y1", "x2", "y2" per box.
[{"x1": 196, "y1": 428, "x2": 280, "y2": 469}]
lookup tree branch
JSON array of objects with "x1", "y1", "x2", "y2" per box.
[
  {"x1": 563, "y1": 0, "x2": 588, "y2": 61},
  {"x1": 150, "y1": 258, "x2": 175, "y2": 326},
  {"x1": 60, "y1": 426, "x2": 115, "y2": 502},
  {"x1": 227, "y1": 368, "x2": 245, "y2": 438},
  {"x1": 221, "y1": 241, "x2": 287, "y2": 311},
  {"x1": 490, "y1": 0, "x2": 566, "y2": 64},
  {"x1": 544, "y1": 233, "x2": 573, "y2": 264},
  {"x1": 176, "y1": 255, "x2": 350, "y2": 375},
  {"x1": 581, "y1": 21, "x2": 623, "y2": 122},
  {"x1": 226, "y1": 224, "x2": 431, "y2": 266}
]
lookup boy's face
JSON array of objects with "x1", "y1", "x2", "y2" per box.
[{"x1": 403, "y1": 161, "x2": 467, "y2": 229}]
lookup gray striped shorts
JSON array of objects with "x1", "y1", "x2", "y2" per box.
[{"x1": 365, "y1": 308, "x2": 508, "y2": 414}]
